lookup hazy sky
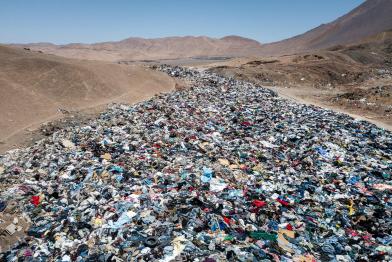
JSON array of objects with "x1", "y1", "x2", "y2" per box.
[{"x1": 0, "y1": 0, "x2": 364, "y2": 44}]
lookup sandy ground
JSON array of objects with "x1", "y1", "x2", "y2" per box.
[
  {"x1": 0, "y1": 74, "x2": 188, "y2": 154},
  {"x1": 0, "y1": 71, "x2": 176, "y2": 153},
  {"x1": 0, "y1": 46, "x2": 176, "y2": 153},
  {"x1": 0, "y1": 88, "x2": 171, "y2": 154}
]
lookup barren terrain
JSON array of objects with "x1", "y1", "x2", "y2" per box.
[
  {"x1": 207, "y1": 31, "x2": 392, "y2": 130},
  {"x1": 0, "y1": 45, "x2": 175, "y2": 152},
  {"x1": 12, "y1": 36, "x2": 262, "y2": 62}
]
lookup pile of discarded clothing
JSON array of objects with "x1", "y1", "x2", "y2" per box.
[{"x1": 0, "y1": 65, "x2": 391, "y2": 261}]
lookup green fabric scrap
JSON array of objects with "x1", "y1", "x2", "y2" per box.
[{"x1": 249, "y1": 231, "x2": 278, "y2": 241}]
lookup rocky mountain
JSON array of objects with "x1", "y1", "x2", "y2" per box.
[{"x1": 258, "y1": 0, "x2": 392, "y2": 55}]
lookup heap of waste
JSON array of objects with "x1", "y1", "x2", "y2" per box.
[{"x1": 0, "y1": 65, "x2": 391, "y2": 261}]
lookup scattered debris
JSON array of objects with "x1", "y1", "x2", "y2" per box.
[{"x1": 0, "y1": 65, "x2": 391, "y2": 261}]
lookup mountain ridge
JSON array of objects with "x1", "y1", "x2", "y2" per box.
[
  {"x1": 258, "y1": 0, "x2": 392, "y2": 55},
  {"x1": 8, "y1": 0, "x2": 392, "y2": 59},
  {"x1": 11, "y1": 35, "x2": 262, "y2": 61}
]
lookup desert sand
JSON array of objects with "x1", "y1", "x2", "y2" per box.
[{"x1": 0, "y1": 45, "x2": 175, "y2": 152}]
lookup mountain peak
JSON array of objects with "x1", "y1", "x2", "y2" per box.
[{"x1": 258, "y1": 0, "x2": 392, "y2": 55}]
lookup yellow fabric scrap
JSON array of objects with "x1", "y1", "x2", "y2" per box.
[
  {"x1": 278, "y1": 229, "x2": 295, "y2": 253},
  {"x1": 348, "y1": 199, "x2": 355, "y2": 216},
  {"x1": 93, "y1": 217, "x2": 103, "y2": 227},
  {"x1": 218, "y1": 159, "x2": 230, "y2": 166},
  {"x1": 293, "y1": 254, "x2": 316, "y2": 262},
  {"x1": 101, "y1": 153, "x2": 112, "y2": 160}
]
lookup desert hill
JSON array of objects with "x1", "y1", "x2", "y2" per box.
[
  {"x1": 13, "y1": 36, "x2": 262, "y2": 62},
  {"x1": 0, "y1": 45, "x2": 175, "y2": 151}
]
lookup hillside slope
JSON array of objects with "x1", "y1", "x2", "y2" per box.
[
  {"x1": 258, "y1": 0, "x2": 392, "y2": 55},
  {"x1": 0, "y1": 45, "x2": 174, "y2": 150}
]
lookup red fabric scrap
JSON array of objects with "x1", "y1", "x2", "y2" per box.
[
  {"x1": 347, "y1": 229, "x2": 359, "y2": 237},
  {"x1": 241, "y1": 121, "x2": 252, "y2": 127},
  {"x1": 277, "y1": 198, "x2": 290, "y2": 206},
  {"x1": 31, "y1": 196, "x2": 40, "y2": 207},
  {"x1": 252, "y1": 200, "x2": 267, "y2": 208},
  {"x1": 223, "y1": 217, "x2": 232, "y2": 225}
]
